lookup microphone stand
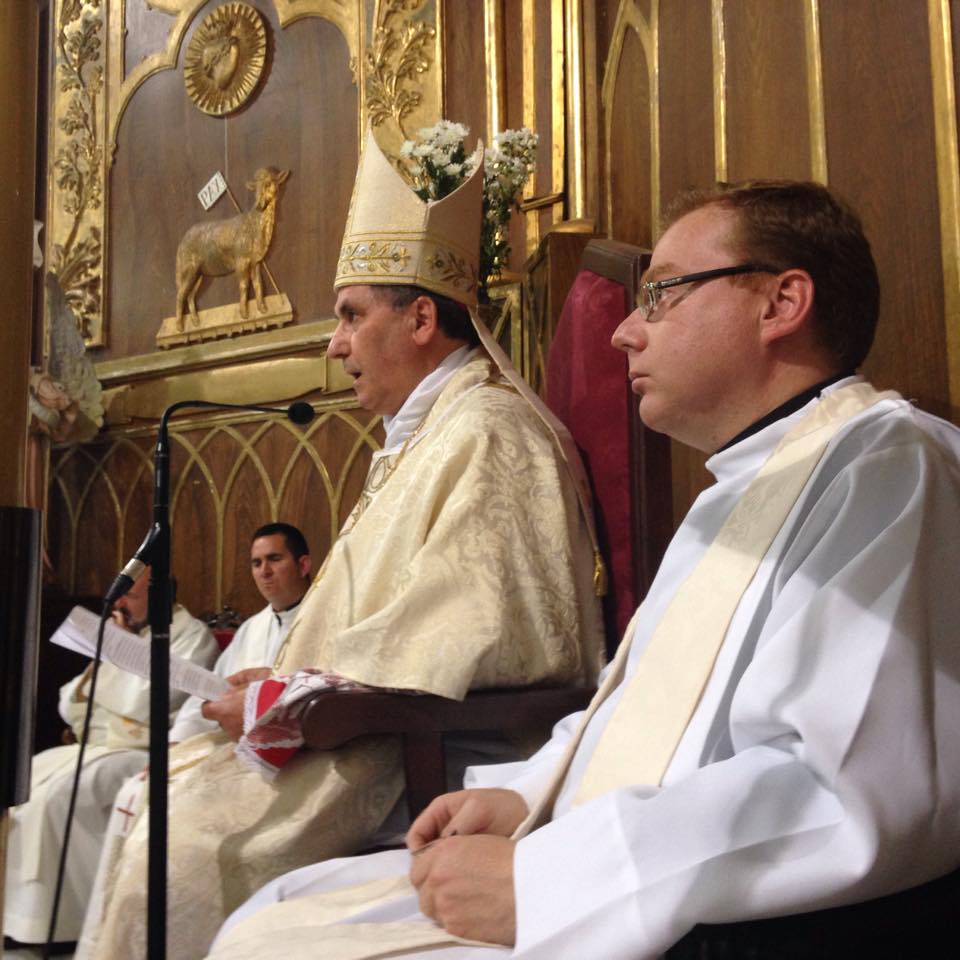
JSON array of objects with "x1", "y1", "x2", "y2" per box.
[
  {"x1": 135, "y1": 399, "x2": 314, "y2": 960},
  {"x1": 146, "y1": 407, "x2": 173, "y2": 960}
]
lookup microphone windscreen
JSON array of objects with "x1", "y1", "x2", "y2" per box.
[{"x1": 287, "y1": 401, "x2": 316, "y2": 425}]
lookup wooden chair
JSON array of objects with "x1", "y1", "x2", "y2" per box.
[{"x1": 302, "y1": 238, "x2": 672, "y2": 818}]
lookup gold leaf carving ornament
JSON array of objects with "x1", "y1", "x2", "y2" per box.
[
  {"x1": 184, "y1": 2, "x2": 267, "y2": 116},
  {"x1": 365, "y1": 0, "x2": 435, "y2": 137},
  {"x1": 52, "y1": 0, "x2": 105, "y2": 342}
]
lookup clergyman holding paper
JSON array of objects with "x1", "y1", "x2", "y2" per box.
[{"x1": 3, "y1": 569, "x2": 217, "y2": 947}]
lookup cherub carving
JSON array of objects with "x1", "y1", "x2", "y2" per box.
[{"x1": 174, "y1": 167, "x2": 290, "y2": 331}]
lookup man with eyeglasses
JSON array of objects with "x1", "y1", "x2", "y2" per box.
[{"x1": 205, "y1": 180, "x2": 960, "y2": 960}]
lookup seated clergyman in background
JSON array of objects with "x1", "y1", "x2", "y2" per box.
[
  {"x1": 76, "y1": 523, "x2": 312, "y2": 954},
  {"x1": 77, "y1": 130, "x2": 604, "y2": 960},
  {"x1": 168, "y1": 521, "x2": 312, "y2": 744},
  {"x1": 3, "y1": 571, "x2": 216, "y2": 946},
  {"x1": 207, "y1": 180, "x2": 960, "y2": 960}
]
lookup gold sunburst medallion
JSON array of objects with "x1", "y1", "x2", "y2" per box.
[{"x1": 183, "y1": 3, "x2": 267, "y2": 116}]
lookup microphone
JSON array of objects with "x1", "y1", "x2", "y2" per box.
[
  {"x1": 286, "y1": 401, "x2": 315, "y2": 425},
  {"x1": 103, "y1": 527, "x2": 157, "y2": 604},
  {"x1": 102, "y1": 399, "x2": 315, "y2": 603}
]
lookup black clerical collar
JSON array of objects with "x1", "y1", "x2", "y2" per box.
[
  {"x1": 271, "y1": 596, "x2": 304, "y2": 626},
  {"x1": 718, "y1": 371, "x2": 856, "y2": 453}
]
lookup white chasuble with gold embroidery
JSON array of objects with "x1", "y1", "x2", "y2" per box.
[
  {"x1": 80, "y1": 355, "x2": 603, "y2": 960},
  {"x1": 206, "y1": 381, "x2": 960, "y2": 960}
]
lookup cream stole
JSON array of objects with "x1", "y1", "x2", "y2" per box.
[
  {"x1": 517, "y1": 381, "x2": 897, "y2": 831},
  {"x1": 209, "y1": 382, "x2": 899, "y2": 960}
]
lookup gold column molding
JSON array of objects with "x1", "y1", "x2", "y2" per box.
[
  {"x1": 804, "y1": 0, "x2": 828, "y2": 184},
  {"x1": 928, "y1": 0, "x2": 960, "y2": 421},
  {"x1": 484, "y1": 0, "x2": 506, "y2": 142},
  {"x1": 711, "y1": 0, "x2": 728, "y2": 184},
  {"x1": 0, "y1": 2, "x2": 39, "y2": 506}
]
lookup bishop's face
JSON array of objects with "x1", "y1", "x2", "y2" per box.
[
  {"x1": 328, "y1": 285, "x2": 423, "y2": 416},
  {"x1": 611, "y1": 205, "x2": 772, "y2": 453}
]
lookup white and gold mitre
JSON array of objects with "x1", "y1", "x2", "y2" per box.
[{"x1": 334, "y1": 128, "x2": 483, "y2": 307}]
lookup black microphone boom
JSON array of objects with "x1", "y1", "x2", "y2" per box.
[{"x1": 102, "y1": 399, "x2": 315, "y2": 605}]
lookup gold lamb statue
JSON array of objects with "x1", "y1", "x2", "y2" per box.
[{"x1": 174, "y1": 166, "x2": 289, "y2": 331}]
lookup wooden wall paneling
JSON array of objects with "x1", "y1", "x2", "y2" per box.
[
  {"x1": 657, "y1": 0, "x2": 714, "y2": 208},
  {"x1": 820, "y1": 1, "x2": 950, "y2": 420},
  {"x1": 0, "y1": 0, "x2": 38, "y2": 507},
  {"x1": 443, "y1": 0, "x2": 488, "y2": 142},
  {"x1": 73, "y1": 455, "x2": 125, "y2": 597},
  {"x1": 169, "y1": 439, "x2": 221, "y2": 616},
  {"x1": 107, "y1": 59, "x2": 223, "y2": 360},
  {"x1": 607, "y1": 23, "x2": 652, "y2": 246},
  {"x1": 115, "y1": 439, "x2": 155, "y2": 569},
  {"x1": 227, "y1": 12, "x2": 359, "y2": 325},
  {"x1": 721, "y1": 0, "x2": 812, "y2": 182},
  {"x1": 594, "y1": 2, "x2": 713, "y2": 529},
  {"x1": 123, "y1": 0, "x2": 183, "y2": 76},
  {"x1": 591, "y1": 0, "x2": 623, "y2": 238}
]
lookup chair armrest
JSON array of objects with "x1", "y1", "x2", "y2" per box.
[{"x1": 302, "y1": 686, "x2": 594, "y2": 818}]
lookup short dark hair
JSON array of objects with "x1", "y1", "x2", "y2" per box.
[
  {"x1": 664, "y1": 180, "x2": 879, "y2": 371},
  {"x1": 372, "y1": 284, "x2": 480, "y2": 347},
  {"x1": 251, "y1": 522, "x2": 309, "y2": 560}
]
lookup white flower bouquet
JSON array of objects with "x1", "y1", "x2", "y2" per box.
[{"x1": 399, "y1": 120, "x2": 539, "y2": 297}]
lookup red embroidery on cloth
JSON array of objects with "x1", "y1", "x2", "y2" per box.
[{"x1": 235, "y1": 670, "x2": 375, "y2": 780}]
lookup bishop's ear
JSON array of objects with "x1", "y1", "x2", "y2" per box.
[
  {"x1": 409, "y1": 294, "x2": 440, "y2": 345},
  {"x1": 759, "y1": 267, "x2": 815, "y2": 345}
]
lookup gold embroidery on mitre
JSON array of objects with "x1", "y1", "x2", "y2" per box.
[
  {"x1": 335, "y1": 127, "x2": 483, "y2": 306},
  {"x1": 338, "y1": 241, "x2": 412, "y2": 277},
  {"x1": 422, "y1": 243, "x2": 478, "y2": 294}
]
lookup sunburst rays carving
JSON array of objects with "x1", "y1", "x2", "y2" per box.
[{"x1": 183, "y1": 2, "x2": 268, "y2": 116}]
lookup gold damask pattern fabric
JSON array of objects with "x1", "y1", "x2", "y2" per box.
[
  {"x1": 83, "y1": 356, "x2": 604, "y2": 960},
  {"x1": 83, "y1": 732, "x2": 402, "y2": 960},
  {"x1": 278, "y1": 355, "x2": 603, "y2": 697}
]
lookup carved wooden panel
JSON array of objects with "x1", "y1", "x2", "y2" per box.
[
  {"x1": 106, "y1": 9, "x2": 359, "y2": 361},
  {"x1": 48, "y1": 399, "x2": 382, "y2": 620}
]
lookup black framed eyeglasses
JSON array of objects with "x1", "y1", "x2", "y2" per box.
[{"x1": 638, "y1": 263, "x2": 779, "y2": 321}]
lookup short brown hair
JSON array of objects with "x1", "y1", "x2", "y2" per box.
[
  {"x1": 372, "y1": 285, "x2": 480, "y2": 347},
  {"x1": 664, "y1": 180, "x2": 879, "y2": 370},
  {"x1": 251, "y1": 522, "x2": 309, "y2": 560}
]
